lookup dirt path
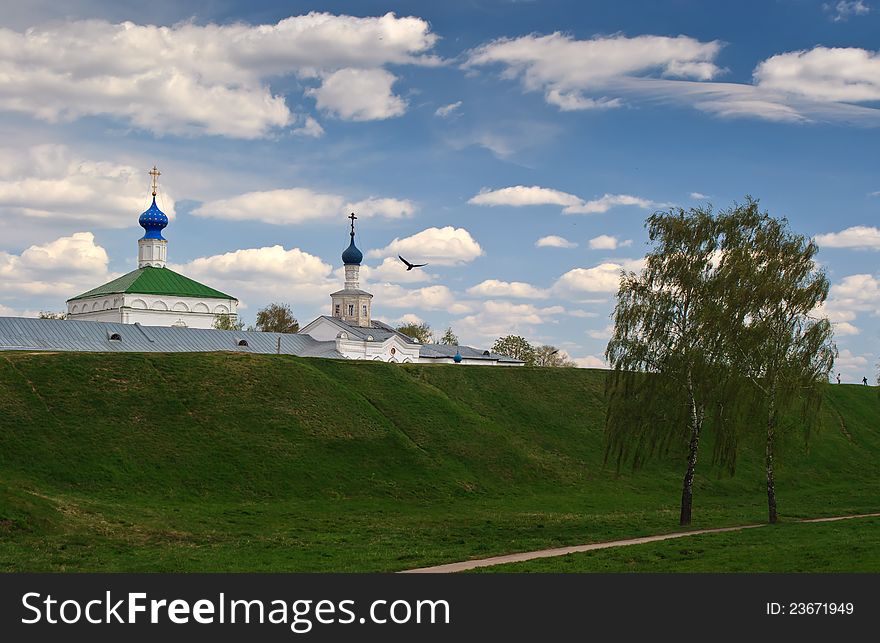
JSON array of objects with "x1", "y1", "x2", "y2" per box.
[{"x1": 400, "y1": 512, "x2": 880, "y2": 573}]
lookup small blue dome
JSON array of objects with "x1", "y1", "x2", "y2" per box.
[
  {"x1": 453, "y1": 350, "x2": 462, "y2": 363},
  {"x1": 342, "y1": 234, "x2": 363, "y2": 265},
  {"x1": 139, "y1": 197, "x2": 168, "y2": 240}
]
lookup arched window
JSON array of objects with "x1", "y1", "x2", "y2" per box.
[
  {"x1": 109, "y1": 333, "x2": 122, "y2": 341},
  {"x1": 237, "y1": 339, "x2": 249, "y2": 347},
  {"x1": 348, "y1": 304, "x2": 354, "y2": 316}
]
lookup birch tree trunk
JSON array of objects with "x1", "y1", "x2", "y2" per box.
[
  {"x1": 679, "y1": 377, "x2": 703, "y2": 526},
  {"x1": 766, "y1": 391, "x2": 778, "y2": 524}
]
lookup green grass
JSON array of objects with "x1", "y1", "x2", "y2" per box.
[
  {"x1": 0, "y1": 352, "x2": 877, "y2": 571},
  {"x1": 473, "y1": 517, "x2": 880, "y2": 572}
]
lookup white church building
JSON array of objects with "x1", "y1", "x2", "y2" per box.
[
  {"x1": 1, "y1": 167, "x2": 523, "y2": 366},
  {"x1": 66, "y1": 168, "x2": 238, "y2": 329}
]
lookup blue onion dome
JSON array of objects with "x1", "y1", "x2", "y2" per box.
[
  {"x1": 453, "y1": 350, "x2": 462, "y2": 363},
  {"x1": 139, "y1": 197, "x2": 168, "y2": 240},
  {"x1": 342, "y1": 217, "x2": 363, "y2": 265}
]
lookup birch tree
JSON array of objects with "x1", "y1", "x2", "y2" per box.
[
  {"x1": 718, "y1": 200, "x2": 835, "y2": 523},
  {"x1": 605, "y1": 206, "x2": 735, "y2": 526}
]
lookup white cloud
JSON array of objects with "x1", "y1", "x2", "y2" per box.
[
  {"x1": 0, "y1": 232, "x2": 113, "y2": 298},
  {"x1": 307, "y1": 68, "x2": 407, "y2": 121},
  {"x1": 193, "y1": 188, "x2": 414, "y2": 225},
  {"x1": 588, "y1": 235, "x2": 632, "y2": 250},
  {"x1": 835, "y1": 349, "x2": 870, "y2": 378},
  {"x1": 435, "y1": 101, "x2": 462, "y2": 118},
  {"x1": 389, "y1": 313, "x2": 426, "y2": 327},
  {"x1": 0, "y1": 13, "x2": 439, "y2": 137},
  {"x1": 467, "y1": 279, "x2": 549, "y2": 299},
  {"x1": 345, "y1": 197, "x2": 416, "y2": 220},
  {"x1": 553, "y1": 260, "x2": 644, "y2": 295},
  {"x1": 367, "y1": 226, "x2": 484, "y2": 265},
  {"x1": 690, "y1": 192, "x2": 710, "y2": 199},
  {"x1": 469, "y1": 185, "x2": 661, "y2": 215},
  {"x1": 372, "y1": 283, "x2": 471, "y2": 314},
  {"x1": 466, "y1": 32, "x2": 722, "y2": 111},
  {"x1": 587, "y1": 324, "x2": 614, "y2": 340},
  {"x1": 815, "y1": 226, "x2": 880, "y2": 250},
  {"x1": 565, "y1": 194, "x2": 661, "y2": 214},
  {"x1": 467, "y1": 30, "x2": 880, "y2": 126},
  {"x1": 833, "y1": 321, "x2": 861, "y2": 336},
  {"x1": 171, "y1": 245, "x2": 336, "y2": 307},
  {"x1": 469, "y1": 185, "x2": 582, "y2": 208},
  {"x1": 571, "y1": 354, "x2": 607, "y2": 369},
  {"x1": 567, "y1": 309, "x2": 599, "y2": 318},
  {"x1": 454, "y1": 300, "x2": 565, "y2": 343},
  {"x1": 754, "y1": 47, "x2": 880, "y2": 103},
  {"x1": 360, "y1": 257, "x2": 435, "y2": 284},
  {"x1": 292, "y1": 115, "x2": 325, "y2": 138},
  {"x1": 827, "y1": 274, "x2": 880, "y2": 317},
  {"x1": 824, "y1": 1, "x2": 871, "y2": 22},
  {"x1": 536, "y1": 235, "x2": 577, "y2": 248},
  {"x1": 0, "y1": 145, "x2": 175, "y2": 228}
]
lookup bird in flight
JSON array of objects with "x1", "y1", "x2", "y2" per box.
[{"x1": 398, "y1": 255, "x2": 428, "y2": 271}]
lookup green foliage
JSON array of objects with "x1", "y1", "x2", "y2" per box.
[
  {"x1": 534, "y1": 345, "x2": 576, "y2": 367},
  {"x1": 38, "y1": 312, "x2": 66, "y2": 320},
  {"x1": 492, "y1": 335, "x2": 536, "y2": 365},
  {"x1": 718, "y1": 198, "x2": 835, "y2": 522},
  {"x1": 212, "y1": 313, "x2": 244, "y2": 331},
  {"x1": 255, "y1": 303, "x2": 299, "y2": 334},
  {"x1": 396, "y1": 321, "x2": 433, "y2": 344},
  {"x1": 439, "y1": 327, "x2": 459, "y2": 346}
]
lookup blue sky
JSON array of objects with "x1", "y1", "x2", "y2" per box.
[{"x1": 0, "y1": 0, "x2": 877, "y2": 378}]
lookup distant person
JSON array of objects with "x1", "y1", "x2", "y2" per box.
[
  {"x1": 836, "y1": 373, "x2": 841, "y2": 384},
  {"x1": 864, "y1": 377, "x2": 869, "y2": 386}
]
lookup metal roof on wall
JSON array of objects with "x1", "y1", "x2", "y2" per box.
[{"x1": 0, "y1": 316, "x2": 341, "y2": 358}]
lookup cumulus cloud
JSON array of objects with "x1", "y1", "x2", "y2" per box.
[
  {"x1": 435, "y1": 101, "x2": 463, "y2": 118},
  {"x1": 372, "y1": 283, "x2": 472, "y2": 314},
  {"x1": 359, "y1": 257, "x2": 435, "y2": 284},
  {"x1": 292, "y1": 115, "x2": 325, "y2": 137},
  {"x1": 0, "y1": 13, "x2": 439, "y2": 137},
  {"x1": 536, "y1": 235, "x2": 577, "y2": 248},
  {"x1": 454, "y1": 300, "x2": 565, "y2": 342},
  {"x1": 171, "y1": 245, "x2": 336, "y2": 307},
  {"x1": 754, "y1": 47, "x2": 880, "y2": 103},
  {"x1": 835, "y1": 349, "x2": 870, "y2": 378},
  {"x1": 690, "y1": 192, "x2": 710, "y2": 199},
  {"x1": 307, "y1": 68, "x2": 407, "y2": 121},
  {"x1": 470, "y1": 185, "x2": 661, "y2": 215},
  {"x1": 389, "y1": 313, "x2": 426, "y2": 327},
  {"x1": 566, "y1": 194, "x2": 661, "y2": 214},
  {"x1": 0, "y1": 232, "x2": 114, "y2": 298},
  {"x1": 0, "y1": 145, "x2": 175, "y2": 228},
  {"x1": 466, "y1": 279, "x2": 549, "y2": 299},
  {"x1": 467, "y1": 30, "x2": 880, "y2": 126},
  {"x1": 815, "y1": 226, "x2": 880, "y2": 250},
  {"x1": 469, "y1": 185, "x2": 582, "y2": 208},
  {"x1": 571, "y1": 354, "x2": 607, "y2": 369},
  {"x1": 193, "y1": 188, "x2": 414, "y2": 225},
  {"x1": 588, "y1": 235, "x2": 632, "y2": 250},
  {"x1": 586, "y1": 324, "x2": 614, "y2": 340},
  {"x1": 367, "y1": 226, "x2": 484, "y2": 265},
  {"x1": 553, "y1": 259, "x2": 645, "y2": 295}
]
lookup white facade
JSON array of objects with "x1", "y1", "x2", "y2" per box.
[
  {"x1": 67, "y1": 293, "x2": 238, "y2": 329},
  {"x1": 299, "y1": 316, "x2": 421, "y2": 363},
  {"x1": 138, "y1": 237, "x2": 167, "y2": 268}
]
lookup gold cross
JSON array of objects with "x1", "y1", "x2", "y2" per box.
[{"x1": 149, "y1": 166, "x2": 161, "y2": 197}]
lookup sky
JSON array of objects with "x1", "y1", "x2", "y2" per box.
[{"x1": 0, "y1": 0, "x2": 877, "y2": 378}]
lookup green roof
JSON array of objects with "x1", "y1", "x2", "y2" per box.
[{"x1": 68, "y1": 267, "x2": 236, "y2": 302}]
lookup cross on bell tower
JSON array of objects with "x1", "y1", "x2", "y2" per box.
[{"x1": 149, "y1": 166, "x2": 161, "y2": 197}]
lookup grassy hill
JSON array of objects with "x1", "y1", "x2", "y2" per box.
[{"x1": 0, "y1": 352, "x2": 878, "y2": 571}]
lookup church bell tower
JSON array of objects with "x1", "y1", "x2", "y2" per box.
[{"x1": 330, "y1": 213, "x2": 373, "y2": 327}]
